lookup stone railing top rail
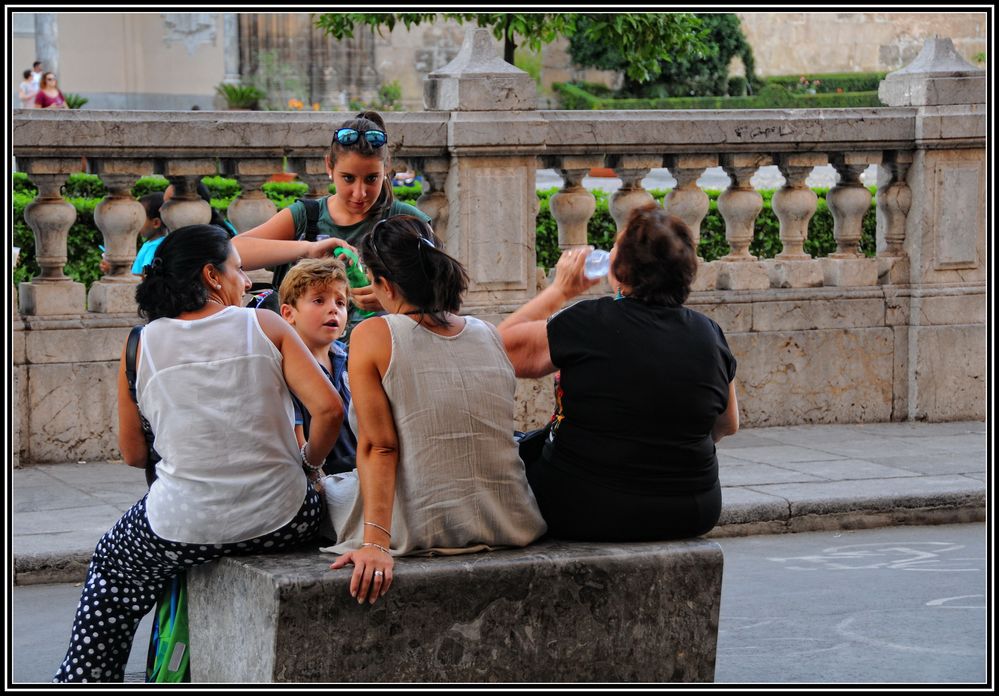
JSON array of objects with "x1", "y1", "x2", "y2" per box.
[{"x1": 12, "y1": 104, "x2": 984, "y2": 165}]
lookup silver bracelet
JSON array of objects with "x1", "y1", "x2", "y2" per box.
[
  {"x1": 301, "y1": 443, "x2": 323, "y2": 471},
  {"x1": 364, "y1": 521, "x2": 391, "y2": 538},
  {"x1": 361, "y1": 542, "x2": 391, "y2": 556}
]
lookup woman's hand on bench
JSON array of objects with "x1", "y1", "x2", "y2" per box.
[{"x1": 329, "y1": 545, "x2": 394, "y2": 604}]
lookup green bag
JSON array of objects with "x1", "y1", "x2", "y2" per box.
[{"x1": 146, "y1": 573, "x2": 191, "y2": 682}]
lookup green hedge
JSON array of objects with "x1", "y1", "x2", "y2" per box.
[
  {"x1": 764, "y1": 71, "x2": 887, "y2": 94},
  {"x1": 552, "y1": 82, "x2": 882, "y2": 110},
  {"x1": 13, "y1": 175, "x2": 876, "y2": 290}
]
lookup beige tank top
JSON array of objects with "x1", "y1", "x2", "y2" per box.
[{"x1": 322, "y1": 313, "x2": 547, "y2": 556}]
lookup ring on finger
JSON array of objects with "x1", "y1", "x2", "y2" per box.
[{"x1": 373, "y1": 570, "x2": 384, "y2": 578}]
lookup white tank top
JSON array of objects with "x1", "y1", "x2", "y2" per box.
[
  {"x1": 323, "y1": 314, "x2": 547, "y2": 556},
  {"x1": 138, "y1": 306, "x2": 306, "y2": 543}
]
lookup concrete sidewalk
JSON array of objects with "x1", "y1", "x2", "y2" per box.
[{"x1": 10, "y1": 421, "x2": 987, "y2": 585}]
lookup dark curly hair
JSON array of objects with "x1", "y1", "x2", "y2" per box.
[
  {"x1": 611, "y1": 205, "x2": 698, "y2": 307},
  {"x1": 326, "y1": 110, "x2": 395, "y2": 223},
  {"x1": 358, "y1": 215, "x2": 468, "y2": 328},
  {"x1": 135, "y1": 224, "x2": 232, "y2": 321}
]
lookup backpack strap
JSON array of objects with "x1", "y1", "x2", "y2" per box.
[
  {"x1": 299, "y1": 197, "x2": 322, "y2": 242},
  {"x1": 125, "y1": 325, "x2": 143, "y2": 404}
]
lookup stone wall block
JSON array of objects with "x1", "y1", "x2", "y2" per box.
[
  {"x1": 690, "y1": 261, "x2": 719, "y2": 293},
  {"x1": 25, "y1": 325, "x2": 131, "y2": 365},
  {"x1": 727, "y1": 328, "x2": 894, "y2": 426},
  {"x1": 13, "y1": 364, "x2": 27, "y2": 467},
  {"x1": 27, "y1": 362, "x2": 119, "y2": 463},
  {"x1": 514, "y1": 376, "x2": 556, "y2": 432},
  {"x1": 715, "y1": 261, "x2": 770, "y2": 291},
  {"x1": 820, "y1": 258, "x2": 879, "y2": 287},
  {"x1": 908, "y1": 324, "x2": 986, "y2": 421},
  {"x1": 751, "y1": 296, "x2": 885, "y2": 332},
  {"x1": 688, "y1": 297, "x2": 753, "y2": 334},
  {"x1": 765, "y1": 260, "x2": 824, "y2": 289}
]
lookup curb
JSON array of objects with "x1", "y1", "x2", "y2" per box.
[{"x1": 14, "y1": 492, "x2": 986, "y2": 586}]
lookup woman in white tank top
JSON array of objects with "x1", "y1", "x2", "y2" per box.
[
  {"x1": 321, "y1": 216, "x2": 546, "y2": 605},
  {"x1": 54, "y1": 224, "x2": 343, "y2": 682}
]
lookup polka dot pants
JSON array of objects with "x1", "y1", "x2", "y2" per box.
[{"x1": 53, "y1": 488, "x2": 321, "y2": 683}]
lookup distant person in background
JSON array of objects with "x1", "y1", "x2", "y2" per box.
[
  {"x1": 18, "y1": 69, "x2": 38, "y2": 109},
  {"x1": 34, "y1": 72, "x2": 67, "y2": 109},
  {"x1": 31, "y1": 61, "x2": 44, "y2": 88}
]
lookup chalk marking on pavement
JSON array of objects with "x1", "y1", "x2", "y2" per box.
[
  {"x1": 926, "y1": 594, "x2": 986, "y2": 609},
  {"x1": 835, "y1": 616, "x2": 984, "y2": 656}
]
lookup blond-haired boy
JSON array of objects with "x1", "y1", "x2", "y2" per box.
[{"x1": 279, "y1": 256, "x2": 357, "y2": 474}]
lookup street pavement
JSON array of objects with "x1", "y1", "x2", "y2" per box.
[{"x1": 10, "y1": 420, "x2": 987, "y2": 586}]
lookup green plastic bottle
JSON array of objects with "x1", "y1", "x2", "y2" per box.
[{"x1": 334, "y1": 247, "x2": 377, "y2": 318}]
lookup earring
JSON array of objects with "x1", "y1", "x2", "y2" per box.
[
  {"x1": 215, "y1": 284, "x2": 221, "y2": 289},
  {"x1": 615, "y1": 286, "x2": 624, "y2": 300}
]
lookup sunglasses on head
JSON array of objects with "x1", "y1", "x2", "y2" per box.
[{"x1": 334, "y1": 127, "x2": 387, "y2": 148}]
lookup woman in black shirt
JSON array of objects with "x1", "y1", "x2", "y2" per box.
[{"x1": 498, "y1": 205, "x2": 739, "y2": 541}]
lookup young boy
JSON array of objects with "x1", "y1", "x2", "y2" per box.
[
  {"x1": 131, "y1": 192, "x2": 167, "y2": 275},
  {"x1": 279, "y1": 256, "x2": 357, "y2": 475}
]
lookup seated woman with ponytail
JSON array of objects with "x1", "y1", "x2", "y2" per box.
[{"x1": 321, "y1": 215, "x2": 547, "y2": 604}]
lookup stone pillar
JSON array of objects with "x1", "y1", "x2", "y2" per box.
[
  {"x1": 664, "y1": 154, "x2": 717, "y2": 292},
  {"x1": 821, "y1": 152, "x2": 879, "y2": 287},
  {"x1": 414, "y1": 157, "x2": 451, "y2": 234},
  {"x1": 879, "y1": 36, "x2": 986, "y2": 421},
  {"x1": 34, "y1": 13, "x2": 59, "y2": 79},
  {"x1": 715, "y1": 153, "x2": 769, "y2": 290},
  {"x1": 548, "y1": 156, "x2": 601, "y2": 252},
  {"x1": 769, "y1": 153, "x2": 824, "y2": 288},
  {"x1": 424, "y1": 27, "x2": 545, "y2": 311},
  {"x1": 88, "y1": 166, "x2": 148, "y2": 313},
  {"x1": 18, "y1": 160, "x2": 85, "y2": 315},
  {"x1": 608, "y1": 155, "x2": 659, "y2": 231},
  {"x1": 222, "y1": 13, "x2": 241, "y2": 84}
]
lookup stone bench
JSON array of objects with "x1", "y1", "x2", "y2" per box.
[{"x1": 187, "y1": 538, "x2": 723, "y2": 683}]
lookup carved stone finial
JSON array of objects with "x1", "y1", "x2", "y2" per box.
[
  {"x1": 423, "y1": 28, "x2": 536, "y2": 111},
  {"x1": 879, "y1": 36, "x2": 985, "y2": 107}
]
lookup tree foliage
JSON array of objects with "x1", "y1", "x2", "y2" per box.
[
  {"x1": 315, "y1": 12, "x2": 707, "y2": 82},
  {"x1": 570, "y1": 13, "x2": 757, "y2": 98}
]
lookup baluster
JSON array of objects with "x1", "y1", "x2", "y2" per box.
[
  {"x1": 159, "y1": 162, "x2": 216, "y2": 232},
  {"x1": 88, "y1": 165, "x2": 150, "y2": 313},
  {"x1": 768, "y1": 154, "x2": 824, "y2": 288},
  {"x1": 663, "y1": 155, "x2": 715, "y2": 246},
  {"x1": 608, "y1": 155, "x2": 658, "y2": 231},
  {"x1": 414, "y1": 157, "x2": 450, "y2": 237},
  {"x1": 716, "y1": 154, "x2": 770, "y2": 290},
  {"x1": 18, "y1": 159, "x2": 85, "y2": 315},
  {"x1": 664, "y1": 154, "x2": 717, "y2": 292},
  {"x1": 548, "y1": 156, "x2": 601, "y2": 253},
  {"x1": 876, "y1": 151, "x2": 913, "y2": 285},
  {"x1": 821, "y1": 153, "x2": 879, "y2": 286},
  {"x1": 226, "y1": 160, "x2": 282, "y2": 233}
]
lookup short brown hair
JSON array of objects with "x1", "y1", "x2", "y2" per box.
[
  {"x1": 611, "y1": 205, "x2": 698, "y2": 306},
  {"x1": 278, "y1": 256, "x2": 350, "y2": 308}
]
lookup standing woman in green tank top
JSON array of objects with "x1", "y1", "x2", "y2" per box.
[{"x1": 233, "y1": 110, "x2": 431, "y2": 318}]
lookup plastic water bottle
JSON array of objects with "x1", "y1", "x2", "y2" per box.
[
  {"x1": 333, "y1": 247, "x2": 378, "y2": 318},
  {"x1": 583, "y1": 249, "x2": 611, "y2": 280}
]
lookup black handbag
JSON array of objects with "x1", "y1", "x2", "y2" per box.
[{"x1": 124, "y1": 325, "x2": 161, "y2": 487}]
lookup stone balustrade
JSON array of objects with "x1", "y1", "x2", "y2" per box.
[{"x1": 10, "y1": 34, "x2": 986, "y2": 466}]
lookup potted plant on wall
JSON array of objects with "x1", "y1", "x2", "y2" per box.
[{"x1": 215, "y1": 83, "x2": 265, "y2": 110}]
